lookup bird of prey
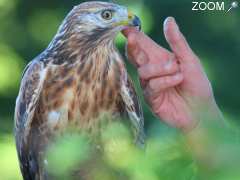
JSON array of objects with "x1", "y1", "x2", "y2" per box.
[{"x1": 14, "y1": 1, "x2": 145, "y2": 179}]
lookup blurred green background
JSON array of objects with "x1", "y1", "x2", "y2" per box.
[{"x1": 0, "y1": 0, "x2": 240, "y2": 179}]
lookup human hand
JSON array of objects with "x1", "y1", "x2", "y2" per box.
[{"x1": 122, "y1": 17, "x2": 221, "y2": 131}]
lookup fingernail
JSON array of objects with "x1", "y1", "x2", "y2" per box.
[
  {"x1": 164, "y1": 17, "x2": 175, "y2": 31},
  {"x1": 164, "y1": 17, "x2": 180, "y2": 35}
]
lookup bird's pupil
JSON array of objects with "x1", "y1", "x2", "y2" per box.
[
  {"x1": 102, "y1": 10, "x2": 112, "y2": 20},
  {"x1": 105, "y1": 12, "x2": 110, "y2": 18}
]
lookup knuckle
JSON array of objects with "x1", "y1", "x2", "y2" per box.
[
  {"x1": 170, "y1": 61, "x2": 179, "y2": 73},
  {"x1": 145, "y1": 63, "x2": 163, "y2": 78},
  {"x1": 136, "y1": 51, "x2": 148, "y2": 66},
  {"x1": 149, "y1": 79, "x2": 158, "y2": 91},
  {"x1": 148, "y1": 79, "x2": 155, "y2": 90}
]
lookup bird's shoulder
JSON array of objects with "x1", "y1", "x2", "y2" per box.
[
  {"x1": 14, "y1": 54, "x2": 51, "y2": 179},
  {"x1": 15, "y1": 54, "x2": 48, "y2": 137}
]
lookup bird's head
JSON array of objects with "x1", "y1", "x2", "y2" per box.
[{"x1": 57, "y1": 1, "x2": 141, "y2": 45}]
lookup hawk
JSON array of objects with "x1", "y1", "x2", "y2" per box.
[{"x1": 14, "y1": 1, "x2": 145, "y2": 179}]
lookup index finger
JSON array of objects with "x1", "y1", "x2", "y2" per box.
[{"x1": 122, "y1": 28, "x2": 171, "y2": 66}]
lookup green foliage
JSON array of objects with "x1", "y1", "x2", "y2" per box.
[
  {"x1": 43, "y1": 121, "x2": 240, "y2": 180},
  {"x1": 46, "y1": 133, "x2": 90, "y2": 178}
]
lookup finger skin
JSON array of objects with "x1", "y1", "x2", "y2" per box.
[
  {"x1": 138, "y1": 59, "x2": 179, "y2": 80},
  {"x1": 123, "y1": 19, "x2": 220, "y2": 132},
  {"x1": 125, "y1": 30, "x2": 148, "y2": 66},
  {"x1": 163, "y1": 17, "x2": 195, "y2": 62},
  {"x1": 148, "y1": 73, "x2": 183, "y2": 92},
  {"x1": 145, "y1": 73, "x2": 183, "y2": 96},
  {"x1": 133, "y1": 48, "x2": 149, "y2": 67},
  {"x1": 143, "y1": 73, "x2": 183, "y2": 104},
  {"x1": 122, "y1": 27, "x2": 138, "y2": 37},
  {"x1": 122, "y1": 27, "x2": 171, "y2": 66},
  {"x1": 124, "y1": 27, "x2": 165, "y2": 52}
]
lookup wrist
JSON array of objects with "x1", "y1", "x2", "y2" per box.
[
  {"x1": 184, "y1": 99, "x2": 227, "y2": 167},
  {"x1": 183, "y1": 97, "x2": 225, "y2": 133}
]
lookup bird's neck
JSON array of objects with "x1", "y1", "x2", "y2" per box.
[
  {"x1": 79, "y1": 45, "x2": 124, "y2": 87},
  {"x1": 46, "y1": 29, "x2": 117, "y2": 64},
  {"x1": 46, "y1": 32, "x2": 125, "y2": 83}
]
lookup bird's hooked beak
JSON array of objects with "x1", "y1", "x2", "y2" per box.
[
  {"x1": 117, "y1": 10, "x2": 141, "y2": 31},
  {"x1": 127, "y1": 11, "x2": 141, "y2": 31}
]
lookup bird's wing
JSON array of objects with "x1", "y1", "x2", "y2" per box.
[
  {"x1": 120, "y1": 75, "x2": 145, "y2": 147},
  {"x1": 14, "y1": 58, "x2": 48, "y2": 179}
]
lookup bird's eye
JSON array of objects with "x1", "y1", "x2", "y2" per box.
[{"x1": 101, "y1": 10, "x2": 113, "y2": 20}]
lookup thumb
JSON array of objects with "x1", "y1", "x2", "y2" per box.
[{"x1": 164, "y1": 17, "x2": 195, "y2": 62}]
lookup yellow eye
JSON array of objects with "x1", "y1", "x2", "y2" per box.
[{"x1": 101, "y1": 10, "x2": 113, "y2": 20}]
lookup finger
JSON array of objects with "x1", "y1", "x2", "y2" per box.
[
  {"x1": 124, "y1": 30, "x2": 148, "y2": 66},
  {"x1": 125, "y1": 28, "x2": 138, "y2": 52},
  {"x1": 138, "y1": 58, "x2": 179, "y2": 80},
  {"x1": 125, "y1": 40, "x2": 142, "y2": 66},
  {"x1": 122, "y1": 27, "x2": 139, "y2": 37},
  {"x1": 122, "y1": 27, "x2": 170, "y2": 65},
  {"x1": 128, "y1": 43, "x2": 148, "y2": 67},
  {"x1": 148, "y1": 73, "x2": 183, "y2": 93},
  {"x1": 163, "y1": 17, "x2": 195, "y2": 62}
]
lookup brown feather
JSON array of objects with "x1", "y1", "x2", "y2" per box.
[{"x1": 15, "y1": 2, "x2": 145, "y2": 179}]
